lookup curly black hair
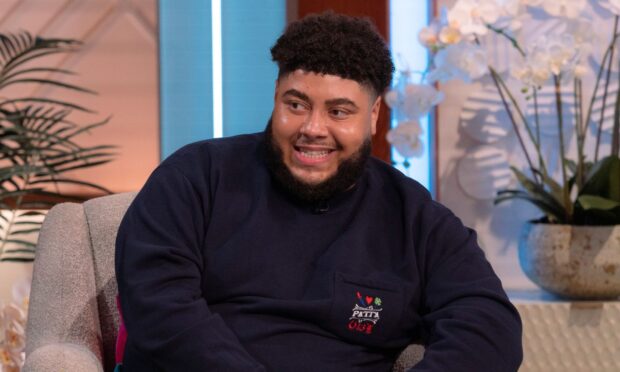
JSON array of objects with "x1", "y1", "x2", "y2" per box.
[{"x1": 270, "y1": 11, "x2": 394, "y2": 97}]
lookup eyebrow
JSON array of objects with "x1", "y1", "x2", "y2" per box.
[
  {"x1": 325, "y1": 98, "x2": 358, "y2": 109},
  {"x1": 282, "y1": 89, "x2": 359, "y2": 109},
  {"x1": 282, "y1": 89, "x2": 310, "y2": 102}
]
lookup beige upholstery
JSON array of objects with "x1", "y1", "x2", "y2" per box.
[{"x1": 24, "y1": 192, "x2": 423, "y2": 371}]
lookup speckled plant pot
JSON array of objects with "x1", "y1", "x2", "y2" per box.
[{"x1": 519, "y1": 223, "x2": 620, "y2": 300}]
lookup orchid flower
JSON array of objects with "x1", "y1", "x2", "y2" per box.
[
  {"x1": 386, "y1": 83, "x2": 444, "y2": 120},
  {"x1": 512, "y1": 32, "x2": 580, "y2": 86},
  {"x1": 448, "y1": 0, "x2": 503, "y2": 36},
  {"x1": 427, "y1": 42, "x2": 488, "y2": 83},
  {"x1": 386, "y1": 121, "x2": 424, "y2": 158},
  {"x1": 536, "y1": 0, "x2": 587, "y2": 19},
  {"x1": 602, "y1": 0, "x2": 620, "y2": 15}
]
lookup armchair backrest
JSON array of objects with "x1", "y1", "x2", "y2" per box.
[{"x1": 25, "y1": 192, "x2": 136, "y2": 372}]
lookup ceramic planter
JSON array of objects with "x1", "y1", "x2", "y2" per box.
[{"x1": 519, "y1": 223, "x2": 620, "y2": 300}]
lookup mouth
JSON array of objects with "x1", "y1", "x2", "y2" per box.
[{"x1": 293, "y1": 145, "x2": 337, "y2": 165}]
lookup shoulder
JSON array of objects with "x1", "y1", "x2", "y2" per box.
[
  {"x1": 365, "y1": 157, "x2": 457, "y2": 229},
  {"x1": 366, "y1": 157, "x2": 432, "y2": 205},
  {"x1": 159, "y1": 132, "x2": 264, "y2": 175}
]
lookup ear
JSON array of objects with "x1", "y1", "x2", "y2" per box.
[{"x1": 370, "y1": 95, "x2": 381, "y2": 136}]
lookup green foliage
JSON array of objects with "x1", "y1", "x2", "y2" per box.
[
  {"x1": 0, "y1": 32, "x2": 114, "y2": 262},
  {"x1": 496, "y1": 156, "x2": 620, "y2": 225}
]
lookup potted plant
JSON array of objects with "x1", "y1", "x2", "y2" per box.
[
  {"x1": 385, "y1": 0, "x2": 620, "y2": 299},
  {"x1": 0, "y1": 31, "x2": 114, "y2": 264}
]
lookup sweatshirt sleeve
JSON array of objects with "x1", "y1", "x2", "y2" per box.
[
  {"x1": 115, "y1": 164, "x2": 265, "y2": 371},
  {"x1": 409, "y1": 208, "x2": 523, "y2": 372}
]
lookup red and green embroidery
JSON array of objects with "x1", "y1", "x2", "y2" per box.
[{"x1": 348, "y1": 291, "x2": 383, "y2": 334}]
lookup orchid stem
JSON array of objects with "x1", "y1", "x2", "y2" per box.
[
  {"x1": 574, "y1": 78, "x2": 585, "y2": 191},
  {"x1": 553, "y1": 75, "x2": 571, "y2": 222},
  {"x1": 613, "y1": 54, "x2": 620, "y2": 156},
  {"x1": 584, "y1": 30, "x2": 620, "y2": 138},
  {"x1": 489, "y1": 67, "x2": 539, "y2": 184},
  {"x1": 486, "y1": 24, "x2": 526, "y2": 57},
  {"x1": 595, "y1": 15, "x2": 619, "y2": 162},
  {"x1": 533, "y1": 89, "x2": 547, "y2": 175}
]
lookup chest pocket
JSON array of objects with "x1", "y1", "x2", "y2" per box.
[{"x1": 330, "y1": 272, "x2": 405, "y2": 347}]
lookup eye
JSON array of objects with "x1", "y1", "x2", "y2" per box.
[
  {"x1": 285, "y1": 100, "x2": 308, "y2": 113},
  {"x1": 329, "y1": 108, "x2": 350, "y2": 119}
]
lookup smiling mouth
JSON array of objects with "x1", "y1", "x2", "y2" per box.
[
  {"x1": 293, "y1": 145, "x2": 336, "y2": 163},
  {"x1": 297, "y1": 148, "x2": 332, "y2": 158}
]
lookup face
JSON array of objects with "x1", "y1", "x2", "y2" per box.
[{"x1": 271, "y1": 70, "x2": 381, "y2": 186}]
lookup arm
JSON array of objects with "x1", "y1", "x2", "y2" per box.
[
  {"x1": 410, "y1": 209, "x2": 523, "y2": 371},
  {"x1": 115, "y1": 164, "x2": 265, "y2": 371}
]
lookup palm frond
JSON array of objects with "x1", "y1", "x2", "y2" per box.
[{"x1": 0, "y1": 32, "x2": 114, "y2": 261}]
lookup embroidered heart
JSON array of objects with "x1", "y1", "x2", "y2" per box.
[
  {"x1": 365, "y1": 296, "x2": 373, "y2": 305},
  {"x1": 356, "y1": 291, "x2": 362, "y2": 299}
]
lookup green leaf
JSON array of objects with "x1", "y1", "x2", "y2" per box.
[
  {"x1": 508, "y1": 166, "x2": 569, "y2": 218},
  {"x1": 3, "y1": 248, "x2": 36, "y2": 254},
  {"x1": 2, "y1": 239, "x2": 36, "y2": 247},
  {"x1": 9, "y1": 228, "x2": 41, "y2": 235},
  {"x1": 532, "y1": 167, "x2": 564, "y2": 203},
  {"x1": 0, "y1": 67, "x2": 76, "y2": 84},
  {"x1": 578, "y1": 195, "x2": 620, "y2": 210},
  {"x1": 581, "y1": 155, "x2": 620, "y2": 202},
  {"x1": 0, "y1": 97, "x2": 94, "y2": 113},
  {"x1": 17, "y1": 210, "x2": 46, "y2": 217},
  {"x1": 14, "y1": 221, "x2": 43, "y2": 226},
  {"x1": 495, "y1": 189, "x2": 566, "y2": 223},
  {"x1": 0, "y1": 78, "x2": 96, "y2": 94},
  {"x1": 565, "y1": 159, "x2": 577, "y2": 175},
  {"x1": 0, "y1": 257, "x2": 35, "y2": 262}
]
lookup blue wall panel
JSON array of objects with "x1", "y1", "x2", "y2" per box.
[
  {"x1": 221, "y1": 1, "x2": 285, "y2": 136},
  {"x1": 160, "y1": 0, "x2": 286, "y2": 161},
  {"x1": 159, "y1": 0, "x2": 213, "y2": 159}
]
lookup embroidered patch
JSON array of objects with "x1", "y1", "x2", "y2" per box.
[{"x1": 347, "y1": 291, "x2": 383, "y2": 334}]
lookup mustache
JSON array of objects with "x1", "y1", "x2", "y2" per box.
[{"x1": 294, "y1": 136, "x2": 342, "y2": 150}]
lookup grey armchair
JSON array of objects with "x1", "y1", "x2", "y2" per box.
[
  {"x1": 24, "y1": 192, "x2": 136, "y2": 372},
  {"x1": 24, "y1": 192, "x2": 423, "y2": 371}
]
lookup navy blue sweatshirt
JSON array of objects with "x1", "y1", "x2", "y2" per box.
[{"x1": 115, "y1": 133, "x2": 522, "y2": 371}]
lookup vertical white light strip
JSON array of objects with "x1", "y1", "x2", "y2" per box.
[
  {"x1": 212, "y1": 0, "x2": 223, "y2": 138},
  {"x1": 389, "y1": 0, "x2": 432, "y2": 193}
]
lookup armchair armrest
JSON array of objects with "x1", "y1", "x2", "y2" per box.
[
  {"x1": 25, "y1": 203, "x2": 104, "y2": 365},
  {"x1": 23, "y1": 343, "x2": 103, "y2": 372}
]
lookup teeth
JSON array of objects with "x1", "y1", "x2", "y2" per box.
[{"x1": 301, "y1": 150, "x2": 329, "y2": 158}]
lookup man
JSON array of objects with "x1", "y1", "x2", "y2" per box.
[{"x1": 116, "y1": 12, "x2": 523, "y2": 371}]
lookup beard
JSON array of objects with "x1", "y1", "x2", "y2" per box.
[{"x1": 263, "y1": 119, "x2": 371, "y2": 204}]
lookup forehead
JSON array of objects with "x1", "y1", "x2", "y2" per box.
[{"x1": 278, "y1": 70, "x2": 374, "y2": 101}]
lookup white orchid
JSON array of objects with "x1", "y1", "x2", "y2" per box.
[
  {"x1": 386, "y1": 121, "x2": 424, "y2": 158},
  {"x1": 563, "y1": 18, "x2": 596, "y2": 61},
  {"x1": 535, "y1": 0, "x2": 587, "y2": 18},
  {"x1": 602, "y1": 0, "x2": 620, "y2": 15},
  {"x1": 385, "y1": 83, "x2": 445, "y2": 120},
  {"x1": 512, "y1": 56, "x2": 551, "y2": 87},
  {"x1": 418, "y1": 25, "x2": 439, "y2": 49},
  {"x1": 418, "y1": 9, "x2": 462, "y2": 50},
  {"x1": 0, "y1": 281, "x2": 30, "y2": 372},
  {"x1": 512, "y1": 32, "x2": 580, "y2": 86},
  {"x1": 428, "y1": 42, "x2": 488, "y2": 83},
  {"x1": 448, "y1": 0, "x2": 503, "y2": 36},
  {"x1": 520, "y1": 0, "x2": 544, "y2": 6},
  {"x1": 438, "y1": 26, "x2": 462, "y2": 45}
]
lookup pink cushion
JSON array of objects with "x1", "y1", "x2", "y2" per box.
[{"x1": 115, "y1": 295, "x2": 127, "y2": 364}]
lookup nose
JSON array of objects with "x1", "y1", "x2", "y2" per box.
[{"x1": 299, "y1": 109, "x2": 328, "y2": 138}]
